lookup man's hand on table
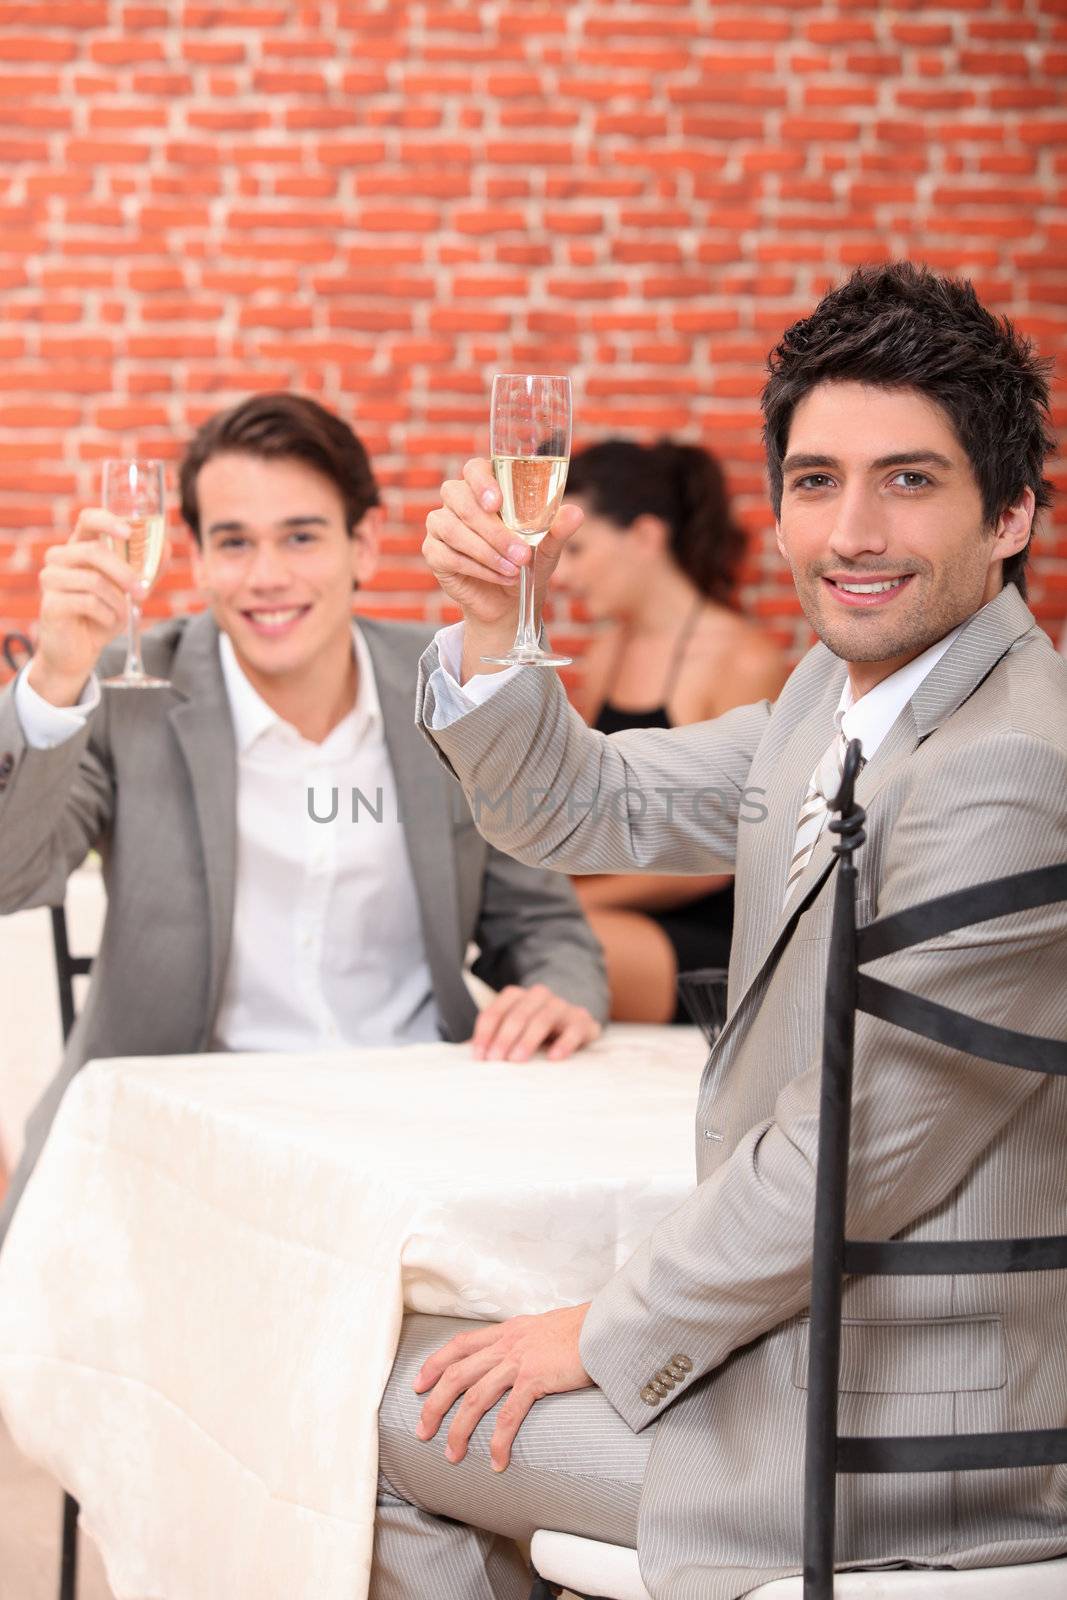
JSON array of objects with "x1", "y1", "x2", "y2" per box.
[
  {"x1": 471, "y1": 984, "x2": 601, "y2": 1062},
  {"x1": 414, "y1": 1303, "x2": 593, "y2": 1471}
]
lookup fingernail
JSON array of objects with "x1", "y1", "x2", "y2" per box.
[
  {"x1": 481, "y1": 488, "x2": 499, "y2": 510},
  {"x1": 491, "y1": 1458, "x2": 505, "y2": 1473},
  {"x1": 415, "y1": 1422, "x2": 428, "y2": 1438},
  {"x1": 444, "y1": 1446, "x2": 458, "y2": 1463},
  {"x1": 498, "y1": 559, "x2": 519, "y2": 577},
  {"x1": 506, "y1": 542, "x2": 527, "y2": 563}
]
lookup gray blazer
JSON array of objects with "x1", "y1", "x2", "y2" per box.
[
  {"x1": 0, "y1": 613, "x2": 607, "y2": 1242},
  {"x1": 418, "y1": 584, "x2": 1067, "y2": 1598}
]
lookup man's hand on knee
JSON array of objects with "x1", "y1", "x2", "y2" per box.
[{"x1": 412, "y1": 1304, "x2": 593, "y2": 1472}]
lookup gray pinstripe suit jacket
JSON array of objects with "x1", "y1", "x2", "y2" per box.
[{"x1": 417, "y1": 583, "x2": 1067, "y2": 1599}]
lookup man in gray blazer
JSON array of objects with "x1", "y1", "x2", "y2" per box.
[
  {"x1": 0, "y1": 394, "x2": 607, "y2": 1245},
  {"x1": 371, "y1": 264, "x2": 1067, "y2": 1598}
]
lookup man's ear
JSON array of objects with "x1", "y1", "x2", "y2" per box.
[
  {"x1": 351, "y1": 505, "x2": 383, "y2": 589},
  {"x1": 189, "y1": 530, "x2": 207, "y2": 592},
  {"x1": 774, "y1": 521, "x2": 786, "y2": 562},
  {"x1": 991, "y1": 486, "x2": 1035, "y2": 565}
]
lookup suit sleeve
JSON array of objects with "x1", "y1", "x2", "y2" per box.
[
  {"x1": 0, "y1": 680, "x2": 113, "y2": 914},
  {"x1": 580, "y1": 727, "x2": 1067, "y2": 1431},
  {"x1": 471, "y1": 843, "x2": 610, "y2": 1022},
  {"x1": 416, "y1": 637, "x2": 772, "y2": 878}
]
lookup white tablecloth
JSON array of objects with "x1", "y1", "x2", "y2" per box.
[{"x1": 0, "y1": 1026, "x2": 704, "y2": 1600}]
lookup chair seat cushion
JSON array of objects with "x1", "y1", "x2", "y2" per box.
[{"x1": 530, "y1": 1531, "x2": 1067, "y2": 1600}]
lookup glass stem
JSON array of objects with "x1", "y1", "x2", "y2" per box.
[
  {"x1": 123, "y1": 594, "x2": 145, "y2": 680},
  {"x1": 515, "y1": 560, "x2": 539, "y2": 654}
]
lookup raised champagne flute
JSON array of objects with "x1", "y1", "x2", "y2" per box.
[
  {"x1": 481, "y1": 373, "x2": 573, "y2": 667},
  {"x1": 100, "y1": 458, "x2": 170, "y2": 688}
]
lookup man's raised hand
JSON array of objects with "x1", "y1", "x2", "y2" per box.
[
  {"x1": 422, "y1": 457, "x2": 584, "y2": 680},
  {"x1": 28, "y1": 511, "x2": 142, "y2": 707}
]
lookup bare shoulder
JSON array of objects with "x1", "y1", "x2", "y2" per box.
[{"x1": 674, "y1": 607, "x2": 789, "y2": 720}]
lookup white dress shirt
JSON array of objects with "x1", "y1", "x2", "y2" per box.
[
  {"x1": 15, "y1": 627, "x2": 440, "y2": 1052},
  {"x1": 834, "y1": 623, "x2": 963, "y2": 761}
]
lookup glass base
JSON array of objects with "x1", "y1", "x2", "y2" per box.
[
  {"x1": 481, "y1": 648, "x2": 572, "y2": 667},
  {"x1": 101, "y1": 673, "x2": 171, "y2": 688}
]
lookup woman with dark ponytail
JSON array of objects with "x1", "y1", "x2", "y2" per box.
[{"x1": 555, "y1": 437, "x2": 787, "y2": 1024}]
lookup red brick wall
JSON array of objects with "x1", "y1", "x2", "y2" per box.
[{"x1": 0, "y1": 1, "x2": 1064, "y2": 677}]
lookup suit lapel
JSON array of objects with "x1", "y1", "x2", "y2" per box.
[
  {"x1": 360, "y1": 619, "x2": 475, "y2": 1036},
  {"x1": 731, "y1": 584, "x2": 1039, "y2": 1026},
  {"x1": 166, "y1": 614, "x2": 238, "y2": 1040}
]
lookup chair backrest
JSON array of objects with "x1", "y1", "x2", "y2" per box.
[
  {"x1": 49, "y1": 904, "x2": 93, "y2": 1044},
  {"x1": 676, "y1": 966, "x2": 729, "y2": 1044},
  {"x1": 2, "y1": 630, "x2": 32, "y2": 675},
  {"x1": 804, "y1": 740, "x2": 1067, "y2": 1599}
]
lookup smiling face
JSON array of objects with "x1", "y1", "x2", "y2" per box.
[
  {"x1": 190, "y1": 451, "x2": 379, "y2": 701},
  {"x1": 775, "y1": 382, "x2": 1033, "y2": 695}
]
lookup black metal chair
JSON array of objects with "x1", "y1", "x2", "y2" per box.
[
  {"x1": 50, "y1": 901, "x2": 92, "y2": 1600},
  {"x1": 676, "y1": 964, "x2": 729, "y2": 1045},
  {"x1": 3, "y1": 630, "x2": 84, "y2": 1599},
  {"x1": 803, "y1": 740, "x2": 1067, "y2": 1596},
  {"x1": 529, "y1": 742, "x2": 1067, "y2": 1599},
  {"x1": 2, "y1": 629, "x2": 32, "y2": 675}
]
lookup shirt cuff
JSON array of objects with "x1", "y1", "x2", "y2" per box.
[
  {"x1": 427, "y1": 622, "x2": 524, "y2": 730},
  {"x1": 14, "y1": 666, "x2": 101, "y2": 750}
]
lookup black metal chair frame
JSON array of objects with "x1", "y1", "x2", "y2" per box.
[
  {"x1": 529, "y1": 744, "x2": 1067, "y2": 1600},
  {"x1": 50, "y1": 900, "x2": 92, "y2": 1600},
  {"x1": 803, "y1": 741, "x2": 1067, "y2": 1597},
  {"x1": 2, "y1": 629, "x2": 32, "y2": 675}
]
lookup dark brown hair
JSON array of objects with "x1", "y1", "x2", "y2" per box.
[
  {"x1": 566, "y1": 437, "x2": 747, "y2": 605},
  {"x1": 761, "y1": 262, "x2": 1056, "y2": 597},
  {"x1": 179, "y1": 393, "x2": 381, "y2": 545}
]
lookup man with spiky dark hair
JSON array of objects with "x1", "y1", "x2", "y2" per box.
[{"x1": 370, "y1": 264, "x2": 1067, "y2": 1599}]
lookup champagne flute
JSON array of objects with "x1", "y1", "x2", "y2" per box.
[
  {"x1": 481, "y1": 373, "x2": 573, "y2": 667},
  {"x1": 100, "y1": 459, "x2": 170, "y2": 688}
]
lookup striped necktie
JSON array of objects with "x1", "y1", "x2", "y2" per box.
[{"x1": 783, "y1": 727, "x2": 851, "y2": 907}]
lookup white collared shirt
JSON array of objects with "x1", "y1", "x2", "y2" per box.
[
  {"x1": 834, "y1": 623, "x2": 964, "y2": 761},
  {"x1": 16, "y1": 626, "x2": 440, "y2": 1052}
]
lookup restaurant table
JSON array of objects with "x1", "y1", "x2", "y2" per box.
[{"x1": 0, "y1": 1024, "x2": 705, "y2": 1600}]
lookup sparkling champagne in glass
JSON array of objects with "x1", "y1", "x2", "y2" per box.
[
  {"x1": 482, "y1": 374, "x2": 572, "y2": 667},
  {"x1": 100, "y1": 458, "x2": 170, "y2": 688}
]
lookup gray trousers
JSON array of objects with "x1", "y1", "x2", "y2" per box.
[{"x1": 372, "y1": 1315, "x2": 653, "y2": 1600}]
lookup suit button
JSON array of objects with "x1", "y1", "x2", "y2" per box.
[
  {"x1": 656, "y1": 1369, "x2": 677, "y2": 1390},
  {"x1": 650, "y1": 1378, "x2": 669, "y2": 1399},
  {"x1": 669, "y1": 1353, "x2": 693, "y2": 1374},
  {"x1": 640, "y1": 1385, "x2": 659, "y2": 1407}
]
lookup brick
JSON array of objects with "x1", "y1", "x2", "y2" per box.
[
  {"x1": 780, "y1": 117, "x2": 862, "y2": 142},
  {"x1": 0, "y1": 36, "x2": 77, "y2": 62},
  {"x1": 88, "y1": 104, "x2": 169, "y2": 131},
  {"x1": 65, "y1": 139, "x2": 152, "y2": 164},
  {"x1": 0, "y1": 73, "x2": 62, "y2": 96},
  {"x1": 805, "y1": 19, "x2": 877, "y2": 42},
  {"x1": 0, "y1": 405, "x2": 82, "y2": 427},
  {"x1": 895, "y1": 89, "x2": 977, "y2": 111},
  {"x1": 890, "y1": 22, "x2": 955, "y2": 44},
  {"x1": 355, "y1": 207, "x2": 441, "y2": 232},
  {"x1": 90, "y1": 38, "x2": 167, "y2": 64},
  {"x1": 316, "y1": 140, "x2": 390, "y2": 166},
  {"x1": 183, "y1": 40, "x2": 246, "y2": 64}
]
